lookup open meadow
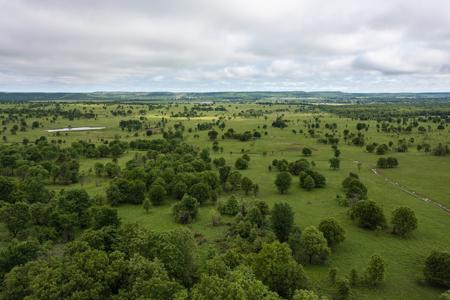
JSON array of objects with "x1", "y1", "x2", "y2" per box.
[{"x1": 0, "y1": 100, "x2": 449, "y2": 299}]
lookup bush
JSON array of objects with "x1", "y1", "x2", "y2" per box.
[
  {"x1": 350, "y1": 200, "x2": 386, "y2": 230},
  {"x1": 271, "y1": 202, "x2": 294, "y2": 242},
  {"x1": 302, "y1": 148, "x2": 312, "y2": 156},
  {"x1": 173, "y1": 195, "x2": 199, "y2": 224},
  {"x1": 293, "y1": 289, "x2": 319, "y2": 300},
  {"x1": 365, "y1": 254, "x2": 385, "y2": 286},
  {"x1": 391, "y1": 207, "x2": 418, "y2": 236},
  {"x1": 275, "y1": 172, "x2": 292, "y2": 194},
  {"x1": 235, "y1": 158, "x2": 249, "y2": 170},
  {"x1": 299, "y1": 226, "x2": 331, "y2": 264},
  {"x1": 217, "y1": 196, "x2": 240, "y2": 216},
  {"x1": 148, "y1": 184, "x2": 167, "y2": 206},
  {"x1": 424, "y1": 251, "x2": 450, "y2": 287},
  {"x1": 318, "y1": 218, "x2": 346, "y2": 247}
]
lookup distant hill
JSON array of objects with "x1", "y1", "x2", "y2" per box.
[{"x1": 0, "y1": 91, "x2": 449, "y2": 103}]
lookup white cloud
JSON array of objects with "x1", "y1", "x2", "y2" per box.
[{"x1": 0, "y1": 0, "x2": 449, "y2": 92}]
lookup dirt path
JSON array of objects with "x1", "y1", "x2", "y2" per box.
[{"x1": 371, "y1": 167, "x2": 450, "y2": 214}]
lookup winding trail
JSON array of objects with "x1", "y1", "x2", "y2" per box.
[{"x1": 370, "y1": 167, "x2": 450, "y2": 214}]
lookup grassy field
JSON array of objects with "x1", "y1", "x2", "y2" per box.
[{"x1": 1, "y1": 102, "x2": 450, "y2": 299}]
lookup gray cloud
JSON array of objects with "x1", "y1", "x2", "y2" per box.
[{"x1": 0, "y1": 0, "x2": 449, "y2": 92}]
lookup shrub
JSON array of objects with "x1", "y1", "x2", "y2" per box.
[
  {"x1": 365, "y1": 254, "x2": 385, "y2": 286},
  {"x1": 391, "y1": 207, "x2": 418, "y2": 236},
  {"x1": 318, "y1": 218, "x2": 346, "y2": 247},
  {"x1": 424, "y1": 251, "x2": 450, "y2": 287},
  {"x1": 275, "y1": 172, "x2": 292, "y2": 194},
  {"x1": 173, "y1": 195, "x2": 199, "y2": 224},
  {"x1": 217, "y1": 196, "x2": 240, "y2": 216},
  {"x1": 350, "y1": 200, "x2": 386, "y2": 230}
]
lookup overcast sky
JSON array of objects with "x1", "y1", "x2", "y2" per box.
[{"x1": 1, "y1": 0, "x2": 449, "y2": 92}]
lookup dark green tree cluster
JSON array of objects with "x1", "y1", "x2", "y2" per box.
[{"x1": 377, "y1": 157, "x2": 399, "y2": 168}]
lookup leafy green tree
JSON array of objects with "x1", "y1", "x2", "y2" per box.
[
  {"x1": 391, "y1": 207, "x2": 418, "y2": 236},
  {"x1": 299, "y1": 225, "x2": 331, "y2": 264},
  {"x1": 228, "y1": 171, "x2": 242, "y2": 191},
  {"x1": 349, "y1": 269, "x2": 359, "y2": 287},
  {"x1": 241, "y1": 177, "x2": 254, "y2": 195},
  {"x1": 192, "y1": 266, "x2": 282, "y2": 300},
  {"x1": 329, "y1": 157, "x2": 340, "y2": 170},
  {"x1": 318, "y1": 218, "x2": 346, "y2": 247},
  {"x1": 146, "y1": 228, "x2": 198, "y2": 287},
  {"x1": 208, "y1": 130, "x2": 218, "y2": 140},
  {"x1": 89, "y1": 206, "x2": 120, "y2": 229},
  {"x1": 57, "y1": 189, "x2": 92, "y2": 227},
  {"x1": 335, "y1": 279, "x2": 351, "y2": 300},
  {"x1": 189, "y1": 182, "x2": 212, "y2": 204},
  {"x1": 0, "y1": 176, "x2": 18, "y2": 203},
  {"x1": 252, "y1": 242, "x2": 308, "y2": 299},
  {"x1": 173, "y1": 194, "x2": 199, "y2": 224},
  {"x1": 350, "y1": 200, "x2": 386, "y2": 230},
  {"x1": 271, "y1": 203, "x2": 294, "y2": 242},
  {"x1": 329, "y1": 267, "x2": 337, "y2": 283},
  {"x1": 19, "y1": 178, "x2": 52, "y2": 204},
  {"x1": 122, "y1": 255, "x2": 187, "y2": 299},
  {"x1": 302, "y1": 147, "x2": 312, "y2": 156},
  {"x1": 218, "y1": 196, "x2": 240, "y2": 216},
  {"x1": 172, "y1": 181, "x2": 188, "y2": 200},
  {"x1": 218, "y1": 166, "x2": 231, "y2": 183},
  {"x1": 0, "y1": 240, "x2": 41, "y2": 277},
  {"x1": 148, "y1": 184, "x2": 167, "y2": 206},
  {"x1": 0, "y1": 202, "x2": 30, "y2": 237},
  {"x1": 288, "y1": 226, "x2": 302, "y2": 262},
  {"x1": 424, "y1": 251, "x2": 450, "y2": 287},
  {"x1": 235, "y1": 157, "x2": 249, "y2": 170},
  {"x1": 302, "y1": 175, "x2": 315, "y2": 191},
  {"x1": 293, "y1": 289, "x2": 319, "y2": 300},
  {"x1": 143, "y1": 198, "x2": 151, "y2": 214},
  {"x1": 275, "y1": 172, "x2": 292, "y2": 194},
  {"x1": 365, "y1": 254, "x2": 385, "y2": 286}
]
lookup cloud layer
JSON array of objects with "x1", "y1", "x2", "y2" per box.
[{"x1": 1, "y1": 0, "x2": 449, "y2": 92}]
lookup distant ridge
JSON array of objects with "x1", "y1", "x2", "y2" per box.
[{"x1": 0, "y1": 91, "x2": 449, "y2": 103}]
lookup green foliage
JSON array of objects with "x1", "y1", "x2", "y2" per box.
[
  {"x1": 424, "y1": 251, "x2": 450, "y2": 288},
  {"x1": 439, "y1": 290, "x2": 450, "y2": 300},
  {"x1": 302, "y1": 147, "x2": 313, "y2": 156},
  {"x1": 252, "y1": 242, "x2": 308, "y2": 299},
  {"x1": 329, "y1": 267, "x2": 337, "y2": 284},
  {"x1": 0, "y1": 240, "x2": 41, "y2": 278},
  {"x1": 293, "y1": 289, "x2": 319, "y2": 300},
  {"x1": 302, "y1": 175, "x2": 315, "y2": 191},
  {"x1": 0, "y1": 202, "x2": 30, "y2": 237},
  {"x1": 275, "y1": 171, "x2": 292, "y2": 194},
  {"x1": 235, "y1": 157, "x2": 249, "y2": 170},
  {"x1": 148, "y1": 184, "x2": 167, "y2": 206},
  {"x1": 192, "y1": 266, "x2": 282, "y2": 300},
  {"x1": 173, "y1": 194, "x2": 199, "y2": 224},
  {"x1": 299, "y1": 226, "x2": 331, "y2": 264},
  {"x1": 335, "y1": 279, "x2": 351, "y2": 300},
  {"x1": 218, "y1": 195, "x2": 240, "y2": 216},
  {"x1": 241, "y1": 176, "x2": 254, "y2": 195},
  {"x1": 271, "y1": 202, "x2": 294, "y2": 242},
  {"x1": 365, "y1": 254, "x2": 385, "y2": 286},
  {"x1": 318, "y1": 218, "x2": 346, "y2": 247},
  {"x1": 143, "y1": 198, "x2": 151, "y2": 213},
  {"x1": 89, "y1": 205, "x2": 120, "y2": 229},
  {"x1": 329, "y1": 157, "x2": 340, "y2": 170},
  {"x1": 391, "y1": 207, "x2": 418, "y2": 236},
  {"x1": 350, "y1": 200, "x2": 386, "y2": 230},
  {"x1": 106, "y1": 178, "x2": 146, "y2": 205},
  {"x1": 189, "y1": 182, "x2": 212, "y2": 204}
]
